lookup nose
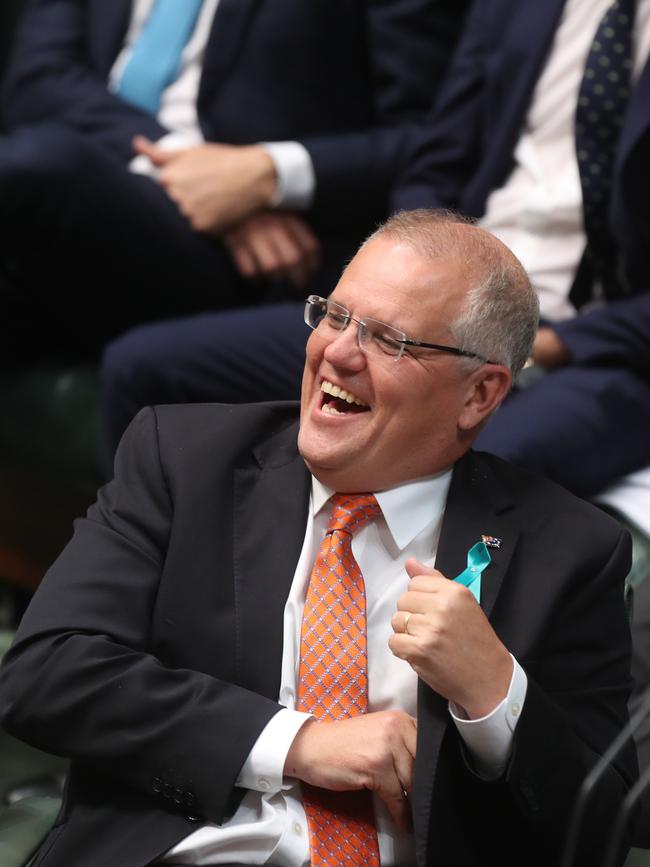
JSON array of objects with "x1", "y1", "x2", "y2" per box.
[{"x1": 322, "y1": 321, "x2": 366, "y2": 371}]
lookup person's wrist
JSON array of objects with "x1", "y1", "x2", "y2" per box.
[
  {"x1": 458, "y1": 646, "x2": 513, "y2": 719},
  {"x1": 246, "y1": 145, "x2": 278, "y2": 208},
  {"x1": 283, "y1": 718, "x2": 318, "y2": 780}
]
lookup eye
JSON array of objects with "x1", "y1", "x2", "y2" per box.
[
  {"x1": 372, "y1": 331, "x2": 403, "y2": 356},
  {"x1": 326, "y1": 309, "x2": 349, "y2": 330}
]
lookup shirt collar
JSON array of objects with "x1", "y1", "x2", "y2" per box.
[{"x1": 312, "y1": 469, "x2": 453, "y2": 551}]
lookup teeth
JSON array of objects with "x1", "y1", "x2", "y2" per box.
[
  {"x1": 322, "y1": 403, "x2": 342, "y2": 415},
  {"x1": 320, "y1": 380, "x2": 367, "y2": 408}
]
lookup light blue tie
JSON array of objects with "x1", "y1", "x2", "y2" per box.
[{"x1": 116, "y1": 0, "x2": 205, "y2": 116}]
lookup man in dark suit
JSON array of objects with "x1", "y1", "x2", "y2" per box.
[
  {"x1": 101, "y1": 0, "x2": 650, "y2": 501},
  {"x1": 0, "y1": 0, "x2": 465, "y2": 361},
  {"x1": 0, "y1": 211, "x2": 637, "y2": 867}
]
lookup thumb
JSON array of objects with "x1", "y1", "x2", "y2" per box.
[
  {"x1": 132, "y1": 135, "x2": 174, "y2": 165},
  {"x1": 405, "y1": 558, "x2": 437, "y2": 580}
]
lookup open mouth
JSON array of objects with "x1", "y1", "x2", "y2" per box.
[{"x1": 320, "y1": 380, "x2": 369, "y2": 415}]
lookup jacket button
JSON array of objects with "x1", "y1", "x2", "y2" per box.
[
  {"x1": 173, "y1": 787, "x2": 183, "y2": 806},
  {"x1": 152, "y1": 777, "x2": 162, "y2": 794}
]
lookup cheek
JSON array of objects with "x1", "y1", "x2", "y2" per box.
[{"x1": 304, "y1": 332, "x2": 325, "y2": 369}]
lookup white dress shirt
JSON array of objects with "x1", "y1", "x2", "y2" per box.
[
  {"x1": 108, "y1": 0, "x2": 315, "y2": 208},
  {"x1": 479, "y1": 0, "x2": 650, "y2": 322},
  {"x1": 161, "y1": 472, "x2": 527, "y2": 865}
]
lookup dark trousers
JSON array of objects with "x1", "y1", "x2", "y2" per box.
[
  {"x1": 101, "y1": 302, "x2": 308, "y2": 458},
  {"x1": 476, "y1": 365, "x2": 650, "y2": 499},
  {"x1": 0, "y1": 124, "x2": 260, "y2": 364}
]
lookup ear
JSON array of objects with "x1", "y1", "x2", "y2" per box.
[{"x1": 458, "y1": 365, "x2": 512, "y2": 431}]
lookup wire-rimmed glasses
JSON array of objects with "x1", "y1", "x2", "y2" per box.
[{"x1": 304, "y1": 295, "x2": 495, "y2": 364}]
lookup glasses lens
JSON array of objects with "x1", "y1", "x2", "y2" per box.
[
  {"x1": 358, "y1": 318, "x2": 405, "y2": 360},
  {"x1": 304, "y1": 295, "x2": 328, "y2": 330},
  {"x1": 305, "y1": 296, "x2": 352, "y2": 335}
]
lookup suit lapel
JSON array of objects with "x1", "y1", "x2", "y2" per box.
[
  {"x1": 232, "y1": 419, "x2": 310, "y2": 701},
  {"x1": 92, "y1": 0, "x2": 133, "y2": 72},
  {"x1": 435, "y1": 452, "x2": 518, "y2": 621},
  {"x1": 414, "y1": 450, "x2": 520, "y2": 867},
  {"x1": 616, "y1": 56, "x2": 650, "y2": 172},
  {"x1": 199, "y1": 0, "x2": 259, "y2": 106}
]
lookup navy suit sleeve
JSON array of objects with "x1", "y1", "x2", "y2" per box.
[
  {"x1": 551, "y1": 293, "x2": 650, "y2": 371},
  {"x1": 391, "y1": 0, "x2": 490, "y2": 213},
  {"x1": 0, "y1": 407, "x2": 283, "y2": 824},
  {"x1": 1, "y1": 0, "x2": 166, "y2": 161},
  {"x1": 299, "y1": 0, "x2": 471, "y2": 223}
]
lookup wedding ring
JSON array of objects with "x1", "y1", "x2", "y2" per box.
[{"x1": 403, "y1": 612, "x2": 412, "y2": 635}]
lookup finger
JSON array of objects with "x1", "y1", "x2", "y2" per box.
[
  {"x1": 132, "y1": 135, "x2": 178, "y2": 166},
  {"x1": 225, "y1": 234, "x2": 260, "y2": 280},
  {"x1": 390, "y1": 610, "x2": 416, "y2": 635},
  {"x1": 283, "y1": 214, "x2": 321, "y2": 278},
  {"x1": 246, "y1": 226, "x2": 285, "y2": 276},
  {"x1": 392, "y1": 716, "x2": 417, "y2": 791},
  {"x1": 388, "y1": 632, "x2": 419, "y2": 663},
  {"x1": 132, "y1": 135, "x2": 155, "y2": 157},
  {"x1": 264, "y1": 221, "x2": 305, "y2": 282},
  {"x1": 263, "y1": 214, "x2": 313, "y2": 287},
  {"x1": 378, "y1": 775, "x2": 413, "y2": 833}
]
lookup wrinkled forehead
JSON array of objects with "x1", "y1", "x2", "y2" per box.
[{"x1": 334, "y1": 238, "x2": 472, "y2": 335}]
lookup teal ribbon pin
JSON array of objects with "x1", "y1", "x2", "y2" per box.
[{"x1": 453, "y1": 541, "x2": 491, "y2": 603}]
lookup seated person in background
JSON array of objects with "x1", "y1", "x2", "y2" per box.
[
  {"x1": 0, "y1": 211, "x2": 637, "y2": 867},
  {"x1": 101, "y1": 0, "x2": 650, "y2": 507},
  {"x1": 0, "y1": 0, "x2": 466, "y2": 362}
]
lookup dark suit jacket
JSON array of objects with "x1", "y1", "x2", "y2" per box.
[
  {"x1": 0, "y1": 403, "x2": 637, "y2": 867},
  {"x1": 1, "y1": 0, "x2": 467, "y2": 235},
  {"x1": 393, "y1": 0, "x2": 650, "y2": 366}
]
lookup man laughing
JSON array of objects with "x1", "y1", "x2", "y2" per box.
[{"x1": 0, "y1": 211, "x2": 637, "y2": 867}]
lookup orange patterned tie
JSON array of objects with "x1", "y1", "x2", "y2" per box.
[{"x1": 297, "y1": 493, "x2": 382, "y2": 866}]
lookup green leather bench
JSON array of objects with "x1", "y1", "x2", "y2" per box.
[{"x1": 0, "y1": 364, "x2": 104, "y2": 593}]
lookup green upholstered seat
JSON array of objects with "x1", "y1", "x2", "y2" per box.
[
  {"x1": 0, "y1": 365, "x2": 103, "y2": 591},
  {"x1": 0, "y1": 796, "x2": 61, "y2": 867},
  {"x1": 0, "y1": 364, "x2": 103, "y2": 489}
]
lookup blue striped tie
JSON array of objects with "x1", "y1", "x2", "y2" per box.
[{"x1": 117, "y1": 0, "x2": 205, "y2": 116}]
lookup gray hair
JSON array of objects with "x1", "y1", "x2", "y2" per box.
[{"x1": 366, "y1": 209, "x2": 539, "y2": 376}]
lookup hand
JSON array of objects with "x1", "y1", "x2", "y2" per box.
[
  {"x1": 532, "y1": 326, "x2": 571, "y2": 369},
  {"x1": 389, "y1": 559, "x2": 512, "y2": 719},
  {"x1": 284, "y1": 711, "x2": 417, "y2": 831},
  {"x1": 133, "y1": 136, "x2": 277, "y2": 233},
  {"x1": 224, "y1": 211, "x2": 320, "y2": 288}
]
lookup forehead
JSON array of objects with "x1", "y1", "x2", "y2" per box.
[{"x1": 332, "y1": 236, "x2": 470, "y2": 334}]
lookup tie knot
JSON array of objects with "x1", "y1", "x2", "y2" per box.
[{"x1": 327, "y1": 493, "x2": 380, "y2": 538}]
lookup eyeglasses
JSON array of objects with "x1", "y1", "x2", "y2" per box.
[{"x1": 304, "y1": 295, "x2": 495, "y2": 364}]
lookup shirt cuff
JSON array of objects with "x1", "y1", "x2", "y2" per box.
[
  {"x1": 448, "y1": 654, "x2": 528, "y2": 779},
  {"x1": 260, "y1": 141, "x2": 315, "y2": 210},
  {"x1": 127, "y1": 130, "x2": 205, "y2": 177},
  {"x1": 235, "y1": 708, "x2": 313, "y2": 794}
]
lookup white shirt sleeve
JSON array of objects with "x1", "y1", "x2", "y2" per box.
[
  {"x1": 260, "y1": 141, "x2": 316, "y2": 210},
  {"x1": 234, "y1": 708, "x2": 313, "y2": 793},
  {"x1": 448, "y1": 655, "x2": 528, "y2": 779}
]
